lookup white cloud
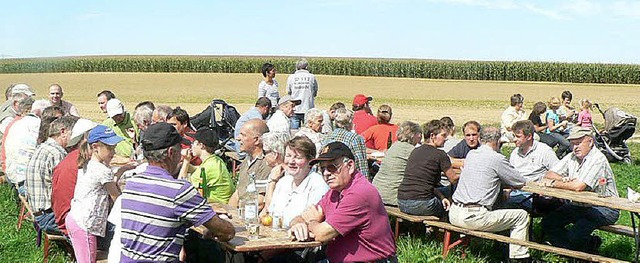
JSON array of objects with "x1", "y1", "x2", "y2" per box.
[{"x1": 610, "y1": 1, "x2": 640, "y2": 19}]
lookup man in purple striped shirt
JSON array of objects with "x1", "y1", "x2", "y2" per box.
[{"x1": 120, "y1": 123, "x2": 234, "y2": 262}]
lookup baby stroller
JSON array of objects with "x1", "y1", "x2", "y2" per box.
[
  {"x1": 593, "y1": 103, "x2": 637, "y2": 163},
  {"x1": 190, "y1": 99, "x2": 242, "y2": 169}
]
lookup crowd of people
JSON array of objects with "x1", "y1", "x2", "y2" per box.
[{"x1": 0, "y1": 58, "x2": 620, "y2": 263}]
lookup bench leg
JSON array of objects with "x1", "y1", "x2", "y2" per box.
[
  {"x1": 17, "y1": 202, "x2": 26, "y2": 230},
  {"x1": 443, "y1": 229, "x2": 451, "y2": 257},
  {"x1": 43, "y1": 234, "x2": 50, "y2": 263},
  {"x1": 394, "y1": 218, "x2": 401, "y2": 241}
]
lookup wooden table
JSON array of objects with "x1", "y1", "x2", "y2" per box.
[
  {"x1": 523, "y1": 182, "x2": 640, "y2": 262},
  {"x1": 192, "y1": 204, "x2": 322, "y2": 253}
]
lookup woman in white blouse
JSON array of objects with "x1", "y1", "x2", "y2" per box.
[
  {"x1": 267, "y1": 136, "x2": 329, "y2": 228},
  {"x1": 258, "y1": 63, "x2": 279, "y2": 109},
  {"x1": 67, "y1": 125, "x2": 123, "y2": 263}
]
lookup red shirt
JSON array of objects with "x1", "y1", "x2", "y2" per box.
[
  {"x1": 362, "y1": 124, "x2": 399, "y2": 151},
  {"x1": 318, "y1": 171, "x2": 396, "y2": 262},
  {"x1": 353, "y1": 110, "x2": 378, "y2": 136},
  {"x1": 51, "y1": 149, "x2": 80, "y2": 234}
]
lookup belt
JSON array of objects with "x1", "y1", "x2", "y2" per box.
[
  {"x1": 33, "y1": 208, "x2": 53, "y2": 217},
  {"x1": 454, "y1": 202, "x2": 485, "y2": 209}
]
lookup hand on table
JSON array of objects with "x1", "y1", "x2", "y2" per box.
[{"x1": 289, "y1": 222, "x2": 313, "y2": 241}]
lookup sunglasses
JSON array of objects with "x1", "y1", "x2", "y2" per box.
[{"x1": 318, "y1": 159, "x2": 348, "y2": 174}]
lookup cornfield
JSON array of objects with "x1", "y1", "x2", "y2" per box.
[{"x1": 1, "y1": 56, "x2": 639, "y2": 84}]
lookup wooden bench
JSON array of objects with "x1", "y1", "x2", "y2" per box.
[
  {"x1": 599, "y1": 224, "x2": 635, "y2": 238},
  {"x1": 17, "y1": 193, "x2": 34, "y2": 230},
  {"x1": 426, "y1": 220, "x2": 628, "y2": 263},
  {"x1": 384, "y1": 205, "x2": 440, "y2": 241}
]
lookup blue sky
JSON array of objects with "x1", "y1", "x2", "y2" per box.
[{"x1": 1, "y1": 0, "x2": 639, "y2": 63}]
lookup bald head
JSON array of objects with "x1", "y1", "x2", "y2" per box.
[{"x1": 239, "y1": 119, "x2": 269, "y2": 156}]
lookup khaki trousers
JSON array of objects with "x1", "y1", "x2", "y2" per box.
[{"x1": 449, "y1": 204, "x2": 530, "y2": 259}]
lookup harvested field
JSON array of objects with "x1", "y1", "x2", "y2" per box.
[{"x1": 0, "y1": 72, "x2": 638, "y2": 128}]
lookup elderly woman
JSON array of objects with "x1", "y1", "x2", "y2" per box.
[
  {"x1": 267, "y1": 136, "x2": 329, "y2": 228},
  {"x1": 372, "y1": 121, "x2": 422, "y2": 206},
  {"x1": 260, "y1": 132, "x2": 291, "y2": 216},
  {"x1": 294, "y1": 108, "x2": 325, "y2": 155},
  {"x1": 362, "y1": 105, "x2": 399, "y2": 152}
]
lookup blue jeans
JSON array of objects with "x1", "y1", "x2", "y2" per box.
[
  {"x1": 539, "y1": 132, "x2": 570, "y2": 159},
  {"x1": 36, "y1": 211, "x2": 62, "y2": 234},
  {"x1": 542, "y1": 204, "x2": 619, "y2": 252},
  {"x1": 501, "y1": 190, "x2": 533, "y2": 211},
  {"x1": 290, "y1": 113, "x2": 305, "y2": 129},
  {"x1": 398, "y1": 196, "x2": 445, "y2": 217}
]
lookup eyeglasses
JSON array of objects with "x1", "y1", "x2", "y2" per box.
[{"x1": 318, "y1": 159, "x2": 348, "y2": 174}]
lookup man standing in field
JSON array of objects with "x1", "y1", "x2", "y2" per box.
[
  {"x1": 48, "y1": 84, "x2": 79, "y2": 116},
  {"x1": 287, "y1": 58, "x2": 318, "y2": 130}
]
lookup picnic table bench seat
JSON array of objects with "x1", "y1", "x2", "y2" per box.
[
  {"x1": 384, "y1": 205, "x2": 440, "y2": 241},
  {"x1": 426, "y1": 220, "x2": 628, "y2": 263},
  {"x1": 599, "y1": 224, "x2": 635, "y2": 238}
]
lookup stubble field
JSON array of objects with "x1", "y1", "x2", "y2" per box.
[{"x1": 1, "y1": 72, "x2": 639, "y2": 128}]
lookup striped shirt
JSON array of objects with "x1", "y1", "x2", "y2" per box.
[
  {"x1": 323, "y1": 128, "x2": 369, "y2": 178},
  {"x1": 120, "y1": 165, "x2": 215, "y2": 263},
  {"x1": 25, "y1": 137, "x2": 67, "y2": 212}
]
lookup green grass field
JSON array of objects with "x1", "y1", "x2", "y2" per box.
[{"x1": 0, "y1": 73, "x2": 638, "y2": 262}]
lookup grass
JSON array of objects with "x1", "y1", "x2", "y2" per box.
[{"x1": 0, "y1": 184, "x2": 70, "y2": 262}]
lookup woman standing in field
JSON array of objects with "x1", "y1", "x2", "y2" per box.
[
  {"x1": 258, "y1": 63, "x2": 279, "y2": 109},
  {"x1": 67, "y1": 125, "x2": 123, "y2": 263}
]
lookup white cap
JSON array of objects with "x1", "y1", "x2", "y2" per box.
[
  {"x1": 11, "y1": 84, "x2": 36, "y2": 96},
  {"x1": 106, "y1": 99, "x2": 125, "y2": 118},
  {"x1": 68, "y1": 119, "x2": 98, "y2": 147}
]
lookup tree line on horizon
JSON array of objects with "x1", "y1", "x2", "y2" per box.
[{"x1": 1, "y1": 56, "x2": 639, "y2": 84}]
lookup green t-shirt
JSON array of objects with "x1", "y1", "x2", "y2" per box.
[
  {"x1": 102, "y1": 112, "x2": 138, "y2": 158},
  {"x1": 189, "y1": 154, "x2": 235, "y2": 204}
]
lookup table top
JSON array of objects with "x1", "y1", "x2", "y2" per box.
[
  {"x1": 523, "y1": 182, "x2": 640, "y2": 214},
  {"x1": 192, "y1": 203, "x2": 322, "y2": 252}
]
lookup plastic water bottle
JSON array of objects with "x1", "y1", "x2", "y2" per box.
[{"x1": 243, "y1": 173, "x2": 260, "y2": 239}]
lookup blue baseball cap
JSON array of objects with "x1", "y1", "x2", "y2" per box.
[{"x1": 88, "y1": 125, "x2": 124, "y2": 145}]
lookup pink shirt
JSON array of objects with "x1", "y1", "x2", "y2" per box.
[
  {"x1": 353, "y1": 110, "x2": 378, "y2": 135},
  {"x1": 318, "y1": 171, "x2": 396, "y2": 262},
  {"x1": 578, "y1": 110, "x2": 593, "y2": 128}
]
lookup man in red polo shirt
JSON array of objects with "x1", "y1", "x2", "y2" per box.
[
  {"x1": 352, "y1": 94, "x2": 378, "y2": 135},
  {"x1": 289, "y1": 142, "x2": 396, "y2": 262}
]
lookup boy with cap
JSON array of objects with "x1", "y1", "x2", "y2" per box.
[
  {"x1": 289, "y1": 142, "x2": 396, "y2": 263},
  {"x1": 352, "y1": 94, "x2": 377, "y2": 135},
  {"x1": 102, "y1": 99, "x2": 139, "y2": 162},
  {"x1": 267, "y1": 95, "x2": 301, "y2": 134},
  {"x1": 179, "y1": 127, "x2": 234, "y2": 204},
  {"x1": 541, "y1": 127, "x2": 619, "y2": 253},
  {"x1": 120, "y1": 123, "x2": 234, "y2": 262}
]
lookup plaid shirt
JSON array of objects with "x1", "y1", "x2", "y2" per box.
[
  {"x1": 323, "y1": 128, "x2": 369, "y2": 178},
  {"x1": 25, "y1": 138, "x2": 67, "y2": 212}
]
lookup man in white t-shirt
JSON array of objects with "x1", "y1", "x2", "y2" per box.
[
  {"x1": 267, "y1": 95, "x2": 301, "y2": 134},
  {"x1": 504, "y1": 120, "x2": 558, "y2": 210}
]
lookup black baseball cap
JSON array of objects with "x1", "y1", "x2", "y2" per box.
[
  {"x1": 309, "y1": 142, "x2": 355, "y2": 166},
  {"x1": 141, "y1": 122, "x2": 190, "y2": 151},
  {"x1": 192, "y1": 127, "x2": 219, "y2": 148}
]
